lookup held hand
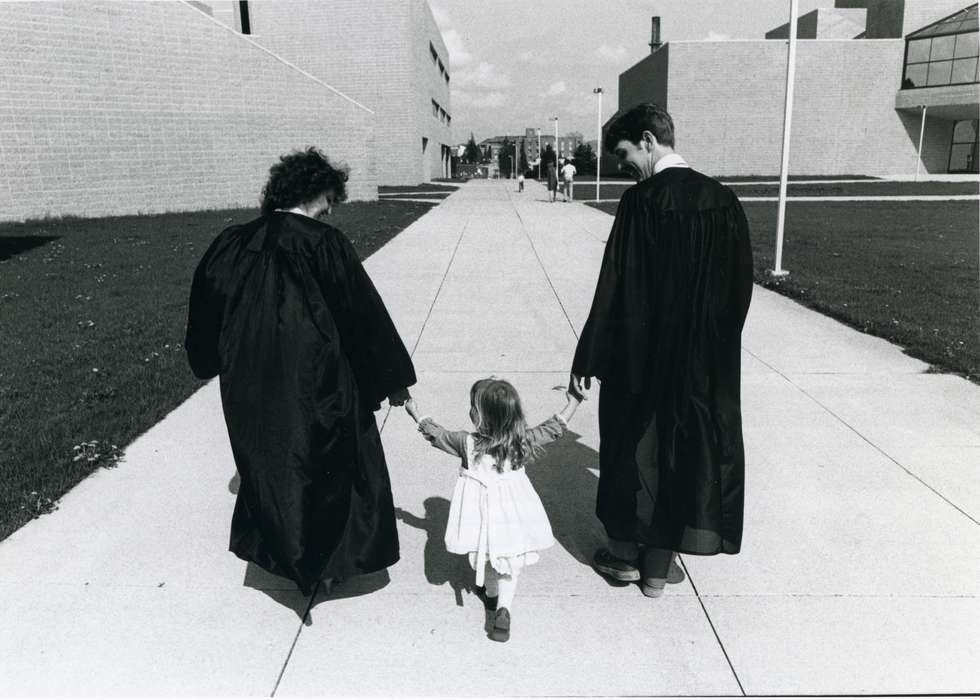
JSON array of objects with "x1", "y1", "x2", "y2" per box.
[
  {"x1": 388, "y1": 388, "x2": 411, "y2": 407},
  {"x1": 568, "y1": 373, "x2": 591, "y2": 400}
]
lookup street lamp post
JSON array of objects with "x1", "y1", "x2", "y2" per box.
[
  {"x1": 537, "y1": 128, "x2": 542, "y2": 179},
  {"x1": 552, "y1": 116, "x2": 558, "y2": 173},
  {"x1": 593, "y1": 87, "x2": 603, "y2": 201}
]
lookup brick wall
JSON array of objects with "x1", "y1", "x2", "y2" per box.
[
  {"x1": 240, "y1": 0, "x2": 451, "y2": 186},
  {"x1": 663, "y1": 40, "x2": 953, "y2": 176},
  {"x1": 0, "y1": 1, "x2": 377, "y2": 222}
]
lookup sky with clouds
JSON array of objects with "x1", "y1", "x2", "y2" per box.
[{"x1": 432, "y1": 0, "x2": 835, "y2": 144}]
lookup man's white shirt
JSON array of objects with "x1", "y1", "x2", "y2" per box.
[
  {"x1": 561, "y1": 163, "x2": 577, "y2": 180},
  {"x1": 653, "y1": 153, "x2": 689, "y2": 174}
]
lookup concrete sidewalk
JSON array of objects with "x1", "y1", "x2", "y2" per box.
[{"x1": 1, "y1": 178, "x2": 978, "y2": 696}]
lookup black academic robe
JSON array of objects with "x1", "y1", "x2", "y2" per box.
[
  {"x1": 185, "y1": 212, "x2": 416, "y2": 594},
  {"x1": 572, "y1": 167, "x2": 753, "y2": 555}
]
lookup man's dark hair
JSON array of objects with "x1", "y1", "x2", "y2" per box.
[
  {"x1": 260, "y1": 147, "x2": 349, "y2": 215},
  {"x1": 603, "y1": 103, "x2": 675, "y2": 153}
]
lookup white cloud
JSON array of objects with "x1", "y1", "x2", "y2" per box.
[
  {"x1": 455, "y1": 61, "x2": 512, "y2": 89},
  {"x1": 594, "y1": 44, "x2": 627, "y2": 64},
  {"x1": 564, "y1": 96, "x2": 595, "y2": 117},
  {"x1": 471, "y1": 92, "x2": 508, "y2": 108},
  {"x1": 705, "y1": 31, "x2": 732, "y2": 41},
  {"x1": 547, "y1": 80, "x2": 567, "y2": 96},
  {"x1": 443, "y1": 29, "x2": 473, "y2": 67}
]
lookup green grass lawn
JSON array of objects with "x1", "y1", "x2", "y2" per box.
[
  {"x1": 378, "y1": 183, "x2": 460, "y2": 193},
  {"x1": 0, "y1": 200, "x2": 435, "y2": 542},
  {"x1": 572, "y1": 180, "x2": 979, "y2": 201},
  {"x1": 587, "y1": 199, "x2": 979, "y2": 382}
]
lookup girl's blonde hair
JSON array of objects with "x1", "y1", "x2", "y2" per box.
[{"x1": 470, "y1": 378, "x2": 543, "y2": 472}]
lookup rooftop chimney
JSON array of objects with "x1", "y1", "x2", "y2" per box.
[{"x1": 649, "y1": 16, "x2": 662, "y2": 52}]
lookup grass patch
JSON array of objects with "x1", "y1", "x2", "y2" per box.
[
  {"x1": 0, "y1": 200, "x2": 435, "y2": 542},
  {"x1": 587, "y1": 200, "x2": 979, "y2": 382},
  {"x1": 379, "y1": 193, "x2": 452, "y2": 200},
  {"x1": 379, "y1": 183, "x2": 460, "y2": 193},
  {"x1": 572, "y1": 181, "x2": 978, "y2": 201}
]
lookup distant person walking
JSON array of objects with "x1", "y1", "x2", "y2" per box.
[
  {"x1": 546, "y1": 162, "x2": 559, "y2": 202},
  {"x1": 570, "y1": 104, "x2": 753, "y2": 598},
  {"x1": 517, "y1": 172, "x2": 525, "y2": 192},
  {"x1": 561, "y1": 160, "x2": 577, "y2": 201},
  {"x1": 185, "y1": 147, "x2": 416, "y2": 596}
]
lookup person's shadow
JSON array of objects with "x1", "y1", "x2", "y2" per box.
[
  {"x1": 395, "y1": 499, "x2": 481, "y2": 608},
  {"x1": 522, "y1": 425, "x2": 622, "y2": 583},
  {"x1": 396, "y1": 499, "x2": 497, "y2": 635}
]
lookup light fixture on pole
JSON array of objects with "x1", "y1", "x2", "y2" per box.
[
  {"x1": 772, "y1": 0, "x2": 798, "y2": 278},
  {"x1": 593, "y1": 87, "x2": 603, "y2": 201}
]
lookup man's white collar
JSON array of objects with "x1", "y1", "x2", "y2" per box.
[{"x1": 654, "y1": 153, "x2": 689, "y2": 174}]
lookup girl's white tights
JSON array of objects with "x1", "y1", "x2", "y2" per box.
[{"x1": 483, "y1": 565, "x2": 519, "y2": 610}]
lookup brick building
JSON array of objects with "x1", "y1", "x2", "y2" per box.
[
  {"x1": 218, "y1": 0, "x2": 452, "y2": 185},
  {"x1": 480, "y1": 131, "x2": 583, "y2": 170},
  {"x1": 605, "y1": 0, "x2": 979, "y2": 177},
  {"x1": 0, "y1": 0, "x2": 450, "y2": 222}
]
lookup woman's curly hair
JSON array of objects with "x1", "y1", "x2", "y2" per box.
[{"x1": 260, "y1": 147, "x2": 349, "y2": 215}]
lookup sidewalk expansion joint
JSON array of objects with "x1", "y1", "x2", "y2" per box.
[
  {"x1": 505, "y1": 182, "x2": 581, "y2": 342},
  {"x1": 743, "y1": 347, "x2": 979, "y2": 528},
  {"x1": 679, "y1": 556, "x2": 747, "y2": 696},
  {"x1": 379, "y1": 216, "x2": 470, "y2": 435},
  {"x1": 270, "y1": 589, "x2": 318, "y2": 696}
]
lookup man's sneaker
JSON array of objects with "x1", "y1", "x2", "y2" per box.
[
  {"x1": 593, "y1": 548, "x2": 641, "y2": 582},
  {"x1": 490, "y1": 607, "x2": 511, "y2": 642}
]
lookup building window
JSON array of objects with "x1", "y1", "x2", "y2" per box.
[
  {"x1": 949, "y1": 119, "x2": 979, "y2": 172},
  {"x1": 902, "y1": 6, "x2": 979, "y2": 89},
  {"x1": 238, "y1": 0, "x2": 251, "y2": 34}
]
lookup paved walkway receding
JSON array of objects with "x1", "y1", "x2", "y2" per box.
[{"x1": 1, "y1": 179, "x2": 978, "y2": 696}]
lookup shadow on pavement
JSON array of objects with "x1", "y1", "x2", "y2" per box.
[
  {"x1": 526, "y1": 427, "x2": 631, "y2": 589},
  {"x1": 242, "y1": 563, "x2": 313, "y2": 623},
  {"x1": 396, "y1": 500, "x2": 477, "y2": 607}
]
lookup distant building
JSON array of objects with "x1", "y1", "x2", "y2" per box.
[
  {"x1": 480, "y1": 131, "x2": 583, "y2": 170},
  {"x1": 605, "y1": 1, "x2": 979, "y2": 176}
]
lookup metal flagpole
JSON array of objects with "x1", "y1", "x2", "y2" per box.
[
  {"x1": 773, "y1": 0, "x2": 798, "y2": 278},
  {"x1": 593, "y1": 87, "x2": 603, "y2": 201},
  {"x1": 915, "y1": 104, "x2": 927, "y2": 182}
]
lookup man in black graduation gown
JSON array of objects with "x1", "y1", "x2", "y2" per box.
[
  {"x1": 185, "y1": 148, "x2": 416, "y2": 596},
  {"x1": 570, "y1": 105, "x2": 753, "y2": 597}
]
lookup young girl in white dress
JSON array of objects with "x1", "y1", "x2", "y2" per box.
[{"x1": 405, "y1": 378, "x2": 581, "y2": 642}]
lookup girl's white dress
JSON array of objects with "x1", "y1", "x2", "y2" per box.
[{"x1": 418, "y1": 415, "x2": 565, "y2": 585}]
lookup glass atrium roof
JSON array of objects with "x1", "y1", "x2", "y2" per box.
[{"x1": 907, "y1": 5, "x2": 978, "y2": 39}]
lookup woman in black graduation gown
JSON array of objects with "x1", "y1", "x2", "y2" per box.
[{"x1": 185, "y1": 148, "x2": 415, "y2": 595}]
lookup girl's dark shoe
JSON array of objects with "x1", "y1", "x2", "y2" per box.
[
  {"x1": 490, "y1": 607, "x2": 511, "y2": 642},
  {"x1": 593, "y1": 548, "x2": 640, "y2": 582}
]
